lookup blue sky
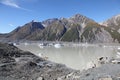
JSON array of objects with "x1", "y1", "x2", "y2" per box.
[{"x1": 0, "y1": 0, "x2": 120, "y2": 33}]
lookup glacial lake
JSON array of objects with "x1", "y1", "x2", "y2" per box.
[{"x1": 17, "y1": 42, "x2": 120, "y2": 70}]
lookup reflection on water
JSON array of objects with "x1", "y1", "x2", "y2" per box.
[{"x1": 17, "y1": 43, "x2": 119, "y2": 70}]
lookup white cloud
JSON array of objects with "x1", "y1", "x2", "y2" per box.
[
  {"x1": 8, "y1": 24, "x2": 14, "y2": 27},
  {"x1": 0, "y1": 0, "x2": 21, "y2": 8},
  {"x1": 0, "y1": 0, "x2": 31, "y2": 11}
]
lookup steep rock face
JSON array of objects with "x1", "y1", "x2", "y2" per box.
[
  {"x1": 42, "y1": 21, "x2": 66, "y2": 41},
  {"x1": 42, "y1": 18, "x2": 59, "y2": 27},
  {"x1": 101, "y1": 14, "x2": 120, "y2": 42},
  {"x1": 61, "y1": 24, "x2": 81, "y2": 42},
  {"x1": 6, "y1": 21, "x2": 44, "y2": 40},
  {"x1": 29, "y1": 20, "x2": 67, "y2": 41},
  {"x1": 103, "y1": 27, "x2": 120, "y2": 43},
  {"x1": 68, "y1": 14, "x2": 95, "y2": 28},
  {"x1": 102, "y1": 14, "x2": 120, "y2": 30},
  {"x1": 81, "y1": 23, "x2": 113, "y2": 43}
]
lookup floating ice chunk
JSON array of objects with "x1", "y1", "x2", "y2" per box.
[{"x1": 54, "y1": 43, "x2": 62, "y2": 48}]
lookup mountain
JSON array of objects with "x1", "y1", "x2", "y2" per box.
[
  {"x1": 6, "y1": 20, "x2": 44, "y2": 40},
  {"x1": 27, "y1": 14, "x2": 104, "y2": 42},
  {"x1": 27, "y1": 14, "x2": 96, "y2": 41},
  {"x1": 102, "y1": 14, "x2": 120, "y2": 30},
  {"x1": 3, "y1": 14, "x2": 120, "y2": 43},
  {"x1": 68, "y1": 14, "x2": 94, "y2": 28},
  {"x1": 101, "y1": 14, "x2": 120, "y2": 42},
  {"x1": 27, "y1": 20, "x2": 66, "y2": 41},
  {"x1": 60, "y1": 14, "x2": 113, "y2": 42}
]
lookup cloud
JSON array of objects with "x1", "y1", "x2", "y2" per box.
[
  {"x1": 8, "y1": 24, "x2": 14, "y2": 27},
  {"x1": 0, "y1": 0, "x2": 31, "y2": 11},
  {"x1": 0, "y1": 0, "x2": 20, "y2": 8}
]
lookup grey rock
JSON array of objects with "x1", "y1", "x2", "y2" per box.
[{"x1": 102, "y1": 14, "x2": 120, "y2": 30}]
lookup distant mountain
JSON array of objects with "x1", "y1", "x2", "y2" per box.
[
  {"x1": 101, "y1": 14, "x2": 120, "y2": 42},
  {"x1": 29, "y1": 14, "x2": 96, "y2": 42},
  {"x1": 0, "y1": 33, "x2": 7, "y2": 38},
  {"x1": 102, "y1": 14, "x2": 120, "y2": 30},
  {"x1": 2, "y1": 14, "x2": 120, "y2": 43},
  {"x1": 6, "y1": 20, "x2": 44, "y2": 40},
  {"x1": 27, "y1": 20, "x2": 66, "y2": 41},
  {"x1": 68, "y1": 14, "x2": 94, "y2": 28}
]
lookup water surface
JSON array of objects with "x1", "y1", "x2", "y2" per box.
[{"x1": 17, "y1": 43, "x2": 120, "y2": 70}]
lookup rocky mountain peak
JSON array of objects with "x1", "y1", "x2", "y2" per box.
[
  {"x1": 69, "y1": 14, "x2": 87, "y2": 21},
  {"x1": 42, "y1": 18, "x2": 59, "y2": 27},
  {"x1": 68, "y1": 14, "x2": 95, "y2": 28},
  {"x1": 114, "y1": 14, "x2": 120, "y2": 19},
  {"x1": 6, "y1": 21, "x2": 44, "y2": 40},
  {"x1": 24, "y1": 21, "x2": 44, "y2": 30},
  {"x1": 102, "y1": 14, "x2": 120, "y2": 27}
]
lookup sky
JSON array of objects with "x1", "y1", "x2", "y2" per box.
[{"x1": 0, "y1": 0, "x2": 120, "y2": 33}]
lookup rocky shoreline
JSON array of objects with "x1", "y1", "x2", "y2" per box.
[{"x1": 0, "y1": 42, "x2": 120, "y2": 80}]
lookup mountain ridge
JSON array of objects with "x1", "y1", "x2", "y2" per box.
[
  {"x1": 1, "y1": 14, "x2": 120, "y2": 43},
  {"x1": 102, "y1": 14, "x2": 120, "y2": 30}
]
